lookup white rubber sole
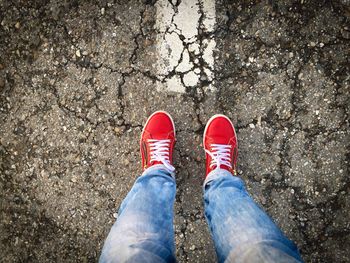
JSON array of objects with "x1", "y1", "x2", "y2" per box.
[{"x1": 202, "y1": 114, "x2": 237, "y2": 148}]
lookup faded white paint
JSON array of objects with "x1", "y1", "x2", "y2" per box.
[{"x1": 156, "y1": 0, "x2": 216, "y2": 93}]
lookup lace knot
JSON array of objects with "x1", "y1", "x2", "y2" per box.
[
  {"x1": 205, "y1": 144, "x2": 232, "y2": 170},
  {"x1": 148, "y1": 139, "x2": 175, "y2": 172}
]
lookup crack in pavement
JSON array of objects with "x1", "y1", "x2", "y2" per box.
[{"x1": 155, "y1": 0, "x2": 216, "y2": 93}]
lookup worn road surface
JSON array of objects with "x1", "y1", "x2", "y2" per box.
[{"x1": 0, "y1": 0, "x2": 349, "y2": 262}]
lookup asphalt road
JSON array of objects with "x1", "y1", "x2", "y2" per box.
[{"x1": 0, "y1": 0, "x2": 349, "y2": 262}]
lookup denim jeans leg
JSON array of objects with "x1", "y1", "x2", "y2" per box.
[
  {"x1": 203, "y1": 169, "x2": 304, "y2": 263},
  {"x1": 99, "y1": 164, "x2": 176, "y2": 263}
]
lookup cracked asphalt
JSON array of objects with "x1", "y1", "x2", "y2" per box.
[{"x1": 0, "y1": 0, "x2": 349, "y2": 262}]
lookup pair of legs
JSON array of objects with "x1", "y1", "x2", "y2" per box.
[{"x1": 99, "y1": 112, "x2": 303, "y2": 263}]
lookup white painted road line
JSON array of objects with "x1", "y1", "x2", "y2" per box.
[{"x1": 156, "y1": 0, "x2": 216, "y2": 93}]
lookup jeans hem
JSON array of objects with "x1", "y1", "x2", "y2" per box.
[
  {"x1": 203, "y1": 168, "x2": 233, "y2": 189},
  {"x1": 142, "y1": 164, "x2": 176, "y2": 180}
]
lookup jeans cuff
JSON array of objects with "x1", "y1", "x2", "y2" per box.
[
  {"x1": 142, "y1": 164, "x2": 176, "y2": 180},
  {"x1": 203, "y1": 168, "x2": 233, "y2": 188}
]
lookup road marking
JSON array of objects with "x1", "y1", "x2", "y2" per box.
[{"x1": 156, "y1": 0, "x2": 216, "y2": 93}]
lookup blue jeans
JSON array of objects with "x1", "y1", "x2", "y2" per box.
[{"x1": 100, "y1": 165, "x2": 303, "y2": 263}]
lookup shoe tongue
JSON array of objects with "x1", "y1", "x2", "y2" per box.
[
  {"x1": 217, "y1": 164, "x2": 231, "y2": 171},
  {"x1": 151, "y1": 160, "x2": 164, "y2": 165}
]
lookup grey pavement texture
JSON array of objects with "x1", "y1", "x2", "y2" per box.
[{"x1": 0, "y1": 0, "x2": 349, "y2": 262}]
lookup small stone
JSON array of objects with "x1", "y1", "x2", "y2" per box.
[
  {"x1": 14, "y1": 237, "x2": 19, "y2": 246},
  {"x1": 200, "y1": 75, "x2": 207, "y2": 81},
  {"x1": 257, "y1": 116, "x2": 262, "y2": 126},
  {"x1": 75, "y1": 49, "x2": 81, "y2": 57},
  {"x1": 274, "y1": 173, "x2": 282, "y2": 181},
  {"x1": 310, "y1": 41, "x2": 316, "y2": 47},
  {"x1": 61, "y1": 57, "x2": 68, "y2": 64},
  {"x1": 190, "y1": 245, "x2": 196, "y2": 251},
  {"x1": 274, "y1": 155, "x2": 281, "y2": 163},
  {"x1": 291, "y1": 188, "x2": 295, "y2": 194},
  {"x1": 113, "y1": 212, "x2": 118, "y2": 218},
  {"x1": 249, "y1": 123, "x2": 255, "y2": 129},
  {"x1": 341, "y1": 28, "x2": 350, "y2": 39},
  {"x1": 315, "y1": 110, "x2": 319, "y2": 115},
  {"x1": 94, "y1": 62, "x2": 102, "y2": 68},
  {"x1": 289, "y1": 52, "x2": 294, "y2": 58},
  {"x1": 319, "y1": 42, "x2": 324, "y2": 47},
  {"x1": 101, "y1": 8, "x2": 105, "y2": 15},
  {"x1": 114, "y1": 126, "x2": 124, "y2": 135},
  {"x1": 15, "y1": 22, "x2": 20, "y2": 29},
  {"x1": 82, "y1": 50, "x2": 88, "y2": 56}
]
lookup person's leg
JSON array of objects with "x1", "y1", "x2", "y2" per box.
[
  {"x1": 100, "y1": 165, "x2": 176, "y2": 263},
  {"x1": 100, "y1": 111, "x2": 177, "y2": 263},
  {"x1": 202, "y1": 114, "x2": 303, "y2": 263},
  {"x1": 204, "y1": 170, "x2": 303, "y2": 263}
]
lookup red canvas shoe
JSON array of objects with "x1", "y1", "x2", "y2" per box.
[
  {"x1": 203, "y1": 114, "x2": 238, "y2": 177},
  {"x1": 140, "y1": 111, "x2": 176, "y2": 172}
]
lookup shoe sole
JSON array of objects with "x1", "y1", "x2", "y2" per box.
[
  {"x1": 140, "y1": 110, "x2": 176, "y2": 142},
  {"x1": 202, "y1": 114, "x2": 237, "y2": 148}
]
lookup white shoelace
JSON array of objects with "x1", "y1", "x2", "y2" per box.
[
  {"x1": 148, "y1": 139, "x2": 175, "y2": 172},
  {"x1": 205, "y1": 144, "x2": 232, "y2": 170}
]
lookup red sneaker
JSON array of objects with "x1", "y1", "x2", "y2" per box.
[
  {"x1": 140, "y1": 111, "x2": 176, "y2": 172},
  {"x1": 203, "y1": 114, "x2": 238, "y2": 177}
]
